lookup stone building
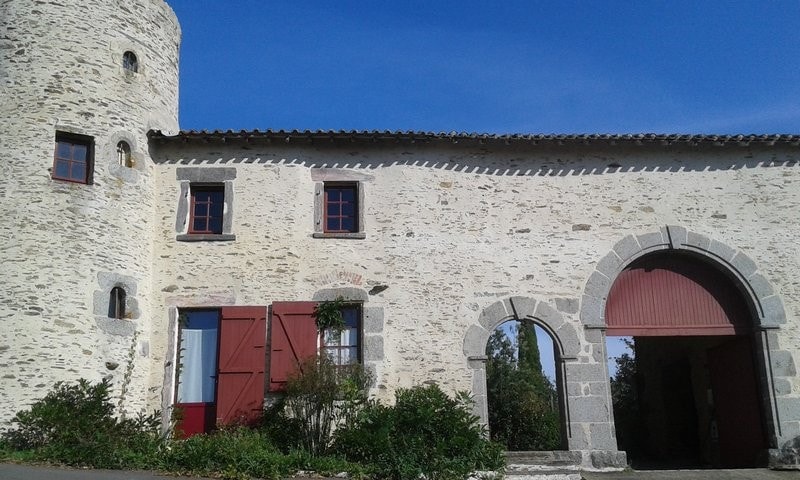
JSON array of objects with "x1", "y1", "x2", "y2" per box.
[{"x1": 1, "y1": 0, "x2": 799, "y2": 470}]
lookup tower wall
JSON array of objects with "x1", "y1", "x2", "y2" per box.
[{"x1": 0, "y1": 0, "x2": 180, "y2": 422}]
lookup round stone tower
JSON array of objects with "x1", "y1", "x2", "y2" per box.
[{"x1": 0, "y1": 0, "x2": 180, "y2": 422}]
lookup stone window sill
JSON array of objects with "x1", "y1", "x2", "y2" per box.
[
  {"x1": 176, "y1": 234, "x2": 236, "y2": 242},
  {"x1": 312, "y1": 232, "x2": 366, "y2": 240}
]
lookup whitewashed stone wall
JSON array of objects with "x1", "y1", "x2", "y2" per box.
[
  {"x1": 146, "y1": 139, "x2": 800, "y2": 454},
  {"x1": 0, "y1": 0, "x2": 180, "y2": 423}
]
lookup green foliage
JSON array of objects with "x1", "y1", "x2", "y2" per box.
[
  {"x1": 313, "y1": 297, "x2": 346, "y2": 332},
  {"x1": 161, "y1": 426, "x2": 360, "y2": 480},
  {"x1": 284, "y1": 355, "x2": 372, "y2": 456},
  {"x1": 610, "y1": 339, "x2": 643, "y2": 457},
  {"x1": 485, "y1": 323, "x2": 561, "y2": 450},
  {"x1": 333, "y1": 384, "x2": 505, "y2": 480},
  {"x1": 0, "y1": 378, "x2": 163, "y2": 469}
]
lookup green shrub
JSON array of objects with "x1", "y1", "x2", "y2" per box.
[
  {"x1": 284, "y1": 356, "x2": 372, "y2": 455},
  {"x1": 162, "y1": 427, "x2": 360, "y2": 480},
  {"x1": 0, "y1": 378, "x2": 163, "y2": 469},
  {"x1": 333, "y1": 384, "x2": 505, "y2": 480}
]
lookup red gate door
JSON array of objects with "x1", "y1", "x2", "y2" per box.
[
  {"x1": 269, "y1": 302, "x2": 318, "y2": 392},
  {"x1": 216, "y1": 306, "x2": 267, "y2": 426},
  {"x1": 707, "y1": 337, "x2": 767, "y2": 468}
]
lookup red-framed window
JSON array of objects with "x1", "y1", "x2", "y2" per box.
[
  {"x1": 53, "y1": 132, "x2": 93, "y2": 184},
  {"x1": 189, "y1": 186, "x2": 224, "y2": 234},
  {"x1": 324, "y1": 183, "x2": 358, "y2": 233},
  {"x1": 320, "y1": 305, "x2": 361, "y2": 366}
]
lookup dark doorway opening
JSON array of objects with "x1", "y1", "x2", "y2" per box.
[
  {"x1": 606, "y1": 252, "x2": 768, "y2": 469},
  {"x1": 610, "y1": 335, "x2": 766, "y2": 469}
]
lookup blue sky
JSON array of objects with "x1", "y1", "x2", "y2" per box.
[{"x1": 166, "y1": 0, "x2": 799, "y2": 134}]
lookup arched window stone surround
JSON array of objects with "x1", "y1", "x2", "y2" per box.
[
  {"x1": 580, "y1": 225, "x2": 799, "y2": 466},
  {"x1": 464, "y1": 296, "x2": 625, "y2": 462},
  {"x1": 313, "y1": 287, "x2": 384, "y2": 386}
]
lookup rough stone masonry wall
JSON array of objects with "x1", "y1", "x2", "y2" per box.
[
  {"x1": 146, "y1": 140, "x2": 800, "y2": 451},
  {"x1": 0, "y1": 0, "x2": 179, "y2": 424}
]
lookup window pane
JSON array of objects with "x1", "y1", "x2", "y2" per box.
[
  {"x1": 327, "y1": 217, "x2": 340, "y2": 231},
  {"x1": 210, "y1": 191, "x2": 224, "y2": 203},
  {"x1": 210, "y1": 202, "x2": 224, "y2": 217},
  {"x1": 342, "y1": 202, "x2": 355, "y2": 216},
  {"x1": 193, "y1": 217, "x2": 207, "y2": 232},
  {"x1": 341, "y1": 217, "x2": 355, "y2": 232},
  {"x1": 195, "y1": 191, "x2": 212, "y2": 202},
  {"x1": 194, "y1": 203, "x2": 208, "y2": 216},
  {"x1": 326, "y1": 189, "x2": 342, "y2": 202},
  {"x1": 342, "y1": 308, "x2": 358, "y2": 326},
  {"x1": 327, "y1": 203, "x2": 341, "y2": 216},
  {"x1": 54, "y1": 160, "x2": 70, "y2": 178},
  {"x1": 71, "y1": 163, "x2": 86, "y2": 181},
  {"x1": 208, "y1": 217, "x2": 223, "y2": 234},
  {"x1": 343, "y1": 328, "x2": 358, "y2": 347},
  {"x1": 57, "y1": 142, "x2": 72, "y2": 158},
  {"x1": 72, "y1": 144, "x2": 88, "y2": 160},
  {"x1": 177, "y1": 310, "x2": 219, "y2": 403},
  {"x1": 340, "y1": 188, "x2": 355, "y2": 202}
]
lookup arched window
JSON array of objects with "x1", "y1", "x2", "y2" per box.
[
  {"x1": 117, "y1": 141, "x2": 132, "y2": 167},
  {"x1": 122, "y1": 51, "x2": 138, "y2": 73},
  {"x1": 109, "y1": 286, "x2": 126, "y2": 319}
]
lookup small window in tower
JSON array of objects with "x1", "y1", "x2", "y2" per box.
[
  {"x1": 109, "y1": 286, "x2": 126, "y2": 319},
  {"x1": 53, "y1": 131, "x2": 93, "y2": 184},
  {"x1": 122, "y1": 51, "x2": 138, "y2": 73},
  {"x1": 117, "y1": 141, "x2": 133, "y2": 167}
]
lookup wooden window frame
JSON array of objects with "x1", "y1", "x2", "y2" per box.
[
  {"x1": 323, "y1": 183, "x2": 359, "y2": 233},
  {"x1": 53, "y1": 132, "x2": 93, "y2": 184},
  {"x1": 319, "y1": 304, "x2": 362, "y2": 366},
  {"x1": 189, "y1": 185, "x2": 225, "y2": 235}
]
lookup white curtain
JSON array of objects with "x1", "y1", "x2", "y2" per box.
[{"x1": 177, "y1": 328, "x2": 218, "y2": 403}]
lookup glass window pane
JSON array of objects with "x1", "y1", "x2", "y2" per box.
[
  {"x1": 54, "y1": 160, "x2": 70, "y2": 178},
  {"x1": 327, "y1": 204, "x2": 340, "y2": 216},
  {"x1": 343, "y1": 328, "x2": 358, "y2": 347},
  {"x1": 210, "y1": 202, "x2": 224, "y2": 217},
  {"x1": 327, "y1": 217, "x2": 340, "y2": 231},
  {"x1": 195, "y1": 191, "x2": 212, "y2": 202},
  {"x1": 177, "y1": 310, "x2": 219, "y2": 403},
  {"x1": 326, "y1": 188, "x2": 341, "y2": 202},
  {"x1": 71, "y1": 163, "x2": 86, "y2": 181},
  {"x1": 341, "y1": 217, "x2": 355, "y2": 232},
  {"x1": 208, "y1": 217, "x2": 223, "y2": 234},
  {"x1": 194, "y1": 203, "x2": 208, "y2": 216},
  {"x1": 323, "y1": 329, "x2": 338, "y2": 346},
  {"x1": 72, "y1": 144, "x2": 87, "y2": 160},
  {"x1": 342, "y1": 202, "x2": 355, "y2": 216},
  {"x1": 57, "y1": 142, "x2": 72, "y2": 158},
  {"x1": 193, "y1": 218, "x2": 206, "y2": 232},
  {"x1": 340, "y1": 188, "x2": 355, "y2": 202},
  {"x1": 210, "y1": 191, "x2": 224, "y2": 203}
]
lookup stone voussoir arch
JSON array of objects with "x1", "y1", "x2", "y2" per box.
[
  {"x1": 463, "y1": 296, "x2": 581, "y2": 440},
  {"x1": 579, "y1": 225, "x2": 800, "y2": 463},
  {"x1": 580, "y1": 225, "x2": 786, "y2": 329}
]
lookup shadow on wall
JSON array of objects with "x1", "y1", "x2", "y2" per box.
[{"x1": 150, "y1": 135, "x2": 799, "y2": 176}]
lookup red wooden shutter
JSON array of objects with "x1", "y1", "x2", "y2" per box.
[
  {"x1": 269, "y1": 301, "x2": 318, "y2": 392},
  {"x1": 216, "y1": 306, "x2": 267, "y2": 426}
]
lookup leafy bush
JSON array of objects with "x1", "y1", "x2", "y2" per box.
[
  {"x1": 284, "y1": 356, "x2": 372, "y2": 455},
  {"x1": 162, "y1": 427, "x2": 360, "y2": 480},
  {"x1": 333, "y1": 384, "x2": 505, "y2": 480},
  {"x1": 0, "y1": 378, "x2": 163, "y2": 468}
]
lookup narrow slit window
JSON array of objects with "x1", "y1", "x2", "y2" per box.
[
  {"x1": 109, "y1": 286, "x2": 126, "y2": 319},
  {"x1": 122, "y1": 51, "x2": 138, "y2": 72},
  {"x1": 117, "y1": 141, "x2": 132, "y2": 167}
]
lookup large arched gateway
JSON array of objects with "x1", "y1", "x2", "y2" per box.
[
  {"x1": 582, "y1": 226, "x2": 799, "y2": 469},
  {"x1": 606, "y1": 252, "x2": 766, "y2": 467}
]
